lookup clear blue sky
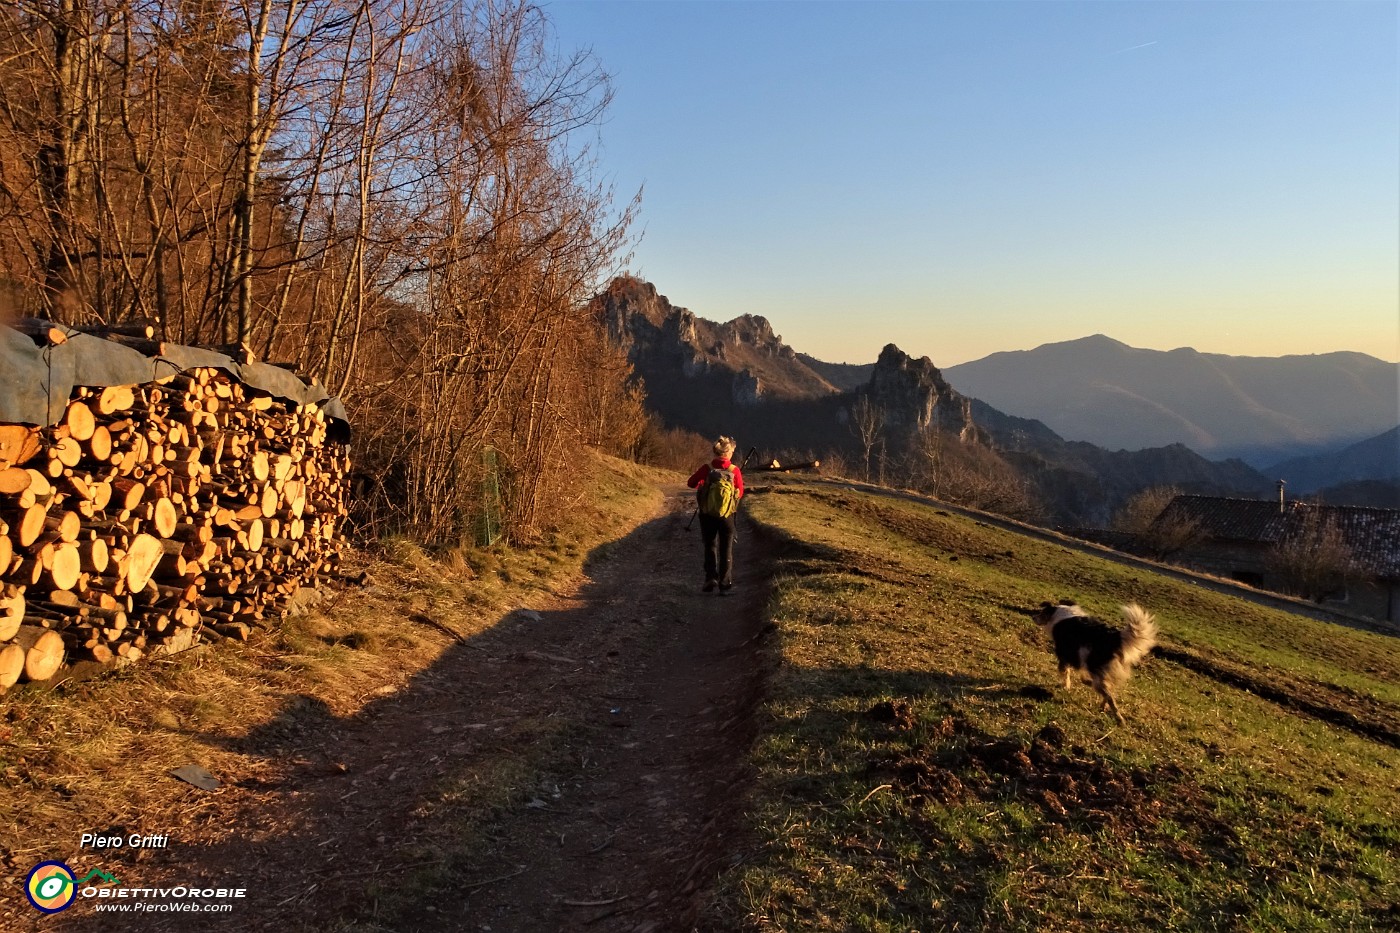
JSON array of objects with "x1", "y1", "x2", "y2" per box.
[{"x1": 545, "y1": 0, "x2": 1399, "y2": 366}]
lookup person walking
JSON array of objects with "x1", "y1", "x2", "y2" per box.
[{"x1": 687, "y1": 436, "x2": 745, "y2": 593}]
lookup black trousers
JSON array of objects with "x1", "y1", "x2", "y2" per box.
[{"x1": 698, "y1": 513, "x2": 736, "y2": 585}]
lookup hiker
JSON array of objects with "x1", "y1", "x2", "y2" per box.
[{"x1": 687, "y1": 435, "x2": 745, "y2": 593}]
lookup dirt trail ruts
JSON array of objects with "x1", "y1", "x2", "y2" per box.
[{"x1": 53, "y1": 487, "x2": 771, "y2": 933}]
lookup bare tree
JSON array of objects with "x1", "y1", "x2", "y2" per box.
[
  {"x1": 344, "y1": 0, "x2": 637, "y2": 541},
  {"x1": 1114, "y1": 486, "x2": 1204, "y2": 558},
  {"x1": 1269, "y1": 507, "x2": 1356, "y2": 602},
  {"x1": 0, "y1": 0, "x2": 109, "y2": 320},
  {"x1": 938, "y1": 445, "x2": 1040, "y2": 521},
  {"x1": 1, "y1": 0, "x2": 640, "y2": 545},
  {"x1": 1113, "y1": 486, "x2": 1179, "y2": 535},
  {"x1": 850, "y1": 395, "x2": 885, "y2": 482},
  {"x1": 912, "y1": 424, "x2": 946, "y2": 497}
]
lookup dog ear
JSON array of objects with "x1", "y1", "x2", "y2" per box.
[{"x1": 1038, "y1": 601, "x2": 1054, "y2": 611}]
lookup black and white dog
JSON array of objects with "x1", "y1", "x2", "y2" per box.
[{"x1": 1033, "y1": 601, "x2": 1158, "y2": 724}]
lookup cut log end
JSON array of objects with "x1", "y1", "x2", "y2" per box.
[
  {"x1": 0, "y1": 643, "x2": 24, "y2": 691},
  {"x1": 15, "y1": 625, "x2": 65, "y2": 682}
]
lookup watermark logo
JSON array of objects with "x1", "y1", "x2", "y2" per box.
[
  {"x1": 22, "y1": 850, "x2": 244, "y2": 915},
  {"x1": 23, "y1": 862, "x2": 121, "y2": 913},
  {"x1": 24, "y1": 861, "x2": 78, "y2": 914}
]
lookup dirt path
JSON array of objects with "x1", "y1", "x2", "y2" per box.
[{"x1": 54, "y1": 487, "x2": 771, "y2": 933}]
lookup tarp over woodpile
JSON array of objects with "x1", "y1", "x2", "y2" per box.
[{"x1": 0, "y1": 322, "x2": 349, "y2": 431}]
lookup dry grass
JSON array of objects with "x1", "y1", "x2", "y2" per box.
[{"x1": 0, "y1": 450, "x2": 673, "y2": 901}]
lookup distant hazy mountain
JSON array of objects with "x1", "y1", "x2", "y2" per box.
[
  {"x1": 1314, "y1": 480, "x2": 1400, "y2": 509},
  {"x1": 943, "y1": 335, "x2": 1400, "y2": 467},
  {"x1": 1267, "y1": 426, "x2": 1400, "y2": 499}
]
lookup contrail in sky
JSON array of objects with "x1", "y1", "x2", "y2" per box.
[{"x1": 1112, "y1": 41, "x2": 1159, "y2": 55}]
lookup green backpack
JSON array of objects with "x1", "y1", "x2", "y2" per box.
[{"x1": 699, "y1": 465, "x2": 739, "y2": 518}]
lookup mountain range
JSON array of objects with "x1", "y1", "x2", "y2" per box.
[
  {"x1": 942, "y1": 334, "x2": 1398, "y2": 467},
  {"x1": 592, "y1": 277, "x2": 1398, "y2": 518},
  {"x1": 1267, "y1": 426, "x2": 1400, "y2": 497},
  {"x1": 594, "y1": 278, "x2": 1309, "y2": 524}
]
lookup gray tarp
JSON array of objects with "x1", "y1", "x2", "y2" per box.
[{"x1": 0, "y1": 321, "x2": 349, "y2": 432}]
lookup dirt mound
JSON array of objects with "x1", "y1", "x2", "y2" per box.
[{"x1": 864, "y1": 700, "x2": 916, "y2": 731}]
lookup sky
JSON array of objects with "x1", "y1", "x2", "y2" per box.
[{"x1": 544, "y1": 0, "x2": 1399, "y2": 367}]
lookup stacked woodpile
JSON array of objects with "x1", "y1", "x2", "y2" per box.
[
  {"x1": 0, "y1": 339, "x2": 349, "y2": 692},
  {"x1": 755, "y1": 459, "x2": 822, "y2": 473}
]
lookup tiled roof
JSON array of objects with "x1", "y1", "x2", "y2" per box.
[{"x1": 1155, "y1": 495, "x2": 1400, "y2": 580}]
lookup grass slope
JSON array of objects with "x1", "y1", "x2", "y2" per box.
[{"x1": 716, "y1": 477, "x2": 1400, "y2": 932}]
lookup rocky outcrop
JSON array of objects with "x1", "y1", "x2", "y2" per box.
[
  {"x1": 590, "y1": 277, "x2": 989, "y2": 452},
  {"x1": 598, "y1": 277, "x2": 704, "y2": 372},
  {"x1": 863, "y1": 344, "x2": 982, "y2": 442},
  {"x1": 717, "y1": 314, "x2": 797, "y2": 360},
  {"x1": 590, "y1": 276, "x2": 839, "y2": 408},
  {"x1": 732, "y1": 370, "x2": 763, "y2": 407},
  {"x1": 595, "y1": 280, "x2": 984, "y2": 439}
]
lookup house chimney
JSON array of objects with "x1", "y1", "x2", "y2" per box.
[{"x1": 1277, "y1": 479, "x2": 1287, "y2": 514}]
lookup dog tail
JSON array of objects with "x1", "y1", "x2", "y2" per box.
[{"x1": 1118, "y1": 603, "x2": 1158, "y2": 667}]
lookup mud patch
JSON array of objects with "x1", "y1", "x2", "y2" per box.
[{"x1": 869, "y1": 714, "x2": 1234, "y2": 859}]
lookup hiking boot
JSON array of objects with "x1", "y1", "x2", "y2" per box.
[{"x1": 702, "y1": 580, "x2": 716, "y2": 592}]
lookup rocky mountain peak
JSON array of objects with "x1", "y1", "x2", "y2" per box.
[
  {"x1": 596, "y1": 275, "x2": 680, "y2": 344},
  {"x1": 863, "y1": 344, "x2": 980, "y2": 440},
  {"x1": 590, "y1": 276, "x2": 831, "y2": 403}
]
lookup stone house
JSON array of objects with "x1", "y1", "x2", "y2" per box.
[{"x1": 1151, "y1": 493, "x2": 1400, "y2": 623}]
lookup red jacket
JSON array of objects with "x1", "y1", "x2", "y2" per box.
[{"x1": 688, "y1": 457, "x2": 744, "y2": 499}]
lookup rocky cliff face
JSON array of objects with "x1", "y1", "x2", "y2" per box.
[
  {"x1": 596, "y1": 277, "x2": 821, "y2": 408},
  {"x1": 598, "y1": 277, "x2": 706, "y2": 377},
  {"x1": 864, "y1": 344, "x2": 983, "y2": 443},
  {"x1": 591, "y1": 277, "x2": 983, "y2": 443}
]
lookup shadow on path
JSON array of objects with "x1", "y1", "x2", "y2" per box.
[{"x1": 55, "y1": 488, "x2": 775, "y2": 933}]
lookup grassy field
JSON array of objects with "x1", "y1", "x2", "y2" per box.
[{"x1": 715, "y1": 477, "x2": 1400, "y2": 932}]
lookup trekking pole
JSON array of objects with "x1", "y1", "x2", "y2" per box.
[{"x1": 735, "y1": 447, "x2": 757, "y2": 520}]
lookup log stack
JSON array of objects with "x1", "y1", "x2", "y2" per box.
[
  {"x1": 0, "y1": 366, "x2": 349, "y2": 689},
  {"x1": 754, "y1": 459, "x2": 822, "y2": 473}
]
